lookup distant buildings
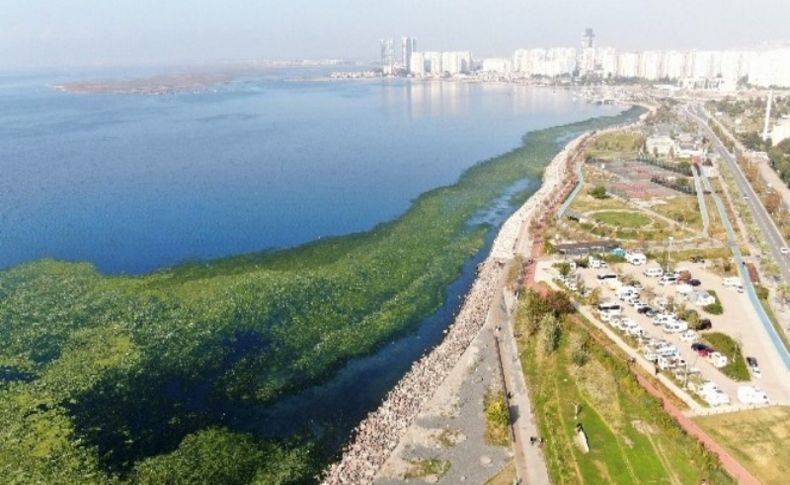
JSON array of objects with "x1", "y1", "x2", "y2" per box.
[{"x1": 378, "y1": 31, "x2": 790, "y2": 88}]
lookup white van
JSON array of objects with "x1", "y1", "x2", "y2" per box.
[
  {"x1": 709, "y1": 352, "x2": 729, "y2": 368},
  {"x1": 723, "y1": 276, "x2": 741, "y2": 287},
  {"x1": 625, "y1": 252, "x2": 647, "y2": 265},
  {"x1": 644, "y1": 267, "x2": 663, "y2": 278},
  {"x1": 658, "y1": 274, "x2": 677, "y2": 286}
]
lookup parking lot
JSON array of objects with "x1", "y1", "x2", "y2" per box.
[{"x1": 536, "y1": 255, "x2": 790, "y2": 409}]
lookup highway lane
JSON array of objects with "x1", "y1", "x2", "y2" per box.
[{"x1": 687, "y1": 106, "x2": 790, "y2": 284}]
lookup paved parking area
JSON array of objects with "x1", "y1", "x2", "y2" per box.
[{"x1": 537, "y1": 257, "x2": 790, "y2": 409}]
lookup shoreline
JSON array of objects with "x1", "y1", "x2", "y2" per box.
[{"x1": 320, "y1": 123, "x2": 591, "y2": 484}]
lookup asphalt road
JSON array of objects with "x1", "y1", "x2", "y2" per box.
[{"x1": 687, "y1": 106, "x2": 790, "y2": 284}]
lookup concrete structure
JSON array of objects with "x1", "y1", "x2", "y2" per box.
[
  {"x1": 646, "y1": 135, "x2": 675, "y2": 156},
  {"x1": 749, "y1": 49, "x2": 790, "y2": 88},
  {"x1": 380, "y1": 38, "x2": 396, "y2": 75},
  {"x1": 401, "y1": 37, "x2": 416, "y2": 74}
]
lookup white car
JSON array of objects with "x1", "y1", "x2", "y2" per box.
[
  {"x1": 680, "y1": 329, "x2": 697, "y2": 342},
  {"x1": 781, "y1": 247, "x2": 789, "y2": 256}
]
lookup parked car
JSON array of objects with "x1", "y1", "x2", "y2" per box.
[
  {"x1": 746, "y1": 357, "x2": 762, "y2": 378},
  {"x1": 680, "y1": 329, "x2": 697, "y2": 342},
  {"x1": 637, "y1": 304, "x2": 652, "y2": 314},
  {"x1": 696, "y1": 318, "x2": 712, "y2": 330},
  {"x1": 691, "y1": 343, "x2": 713, "y2": 357},
  {"x1": 690, "y1": 256, "x2": 705, "y2": 263},
  {"x1": 688, "y1": 278, "x2": 701, "y2": 286}
]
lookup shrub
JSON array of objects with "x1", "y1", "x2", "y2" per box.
[
  {"x1": 484, "y1": 389, "x2": 510, "y2": 446},
  {"x1": 590, "y1": 185, "x2": 609, "y2": 199},
  {"x1": 703, "y1": 290, "x2": 724, "y2": 315},
  {"x1": 543, "y1": 314, "x2": 563, "y2": 353}
]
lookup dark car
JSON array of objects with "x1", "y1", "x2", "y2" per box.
[
  {"x1": 688, "y1": 278, "x2": 701, "y2": 286},
  {"x1": 696, "y1": 318, "x2": 712, "y2": 330},
  {"x1": 746, "y1": 357, "x2": 759, "y2": 368},
  {"x1": 691, "y1": 343, "x2": 713, "y2": 356}
]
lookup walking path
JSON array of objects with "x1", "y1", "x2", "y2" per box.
[
  {"x1": 692, "y1": 168, "x2": 710, "y2": 237},
  {"x1": 498, "y1": 288, "x2": 550, "y2": 485}
]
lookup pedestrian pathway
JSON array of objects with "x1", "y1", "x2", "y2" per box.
[
  {"x1": 692, "y1": 168, "x2": 710, "y2": 237},
  {"x1": 498, "y1": 289, "x2": 551, "y2": 485}
]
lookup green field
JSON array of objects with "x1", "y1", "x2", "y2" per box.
[
  {"x1": 515, "y1": 289, "x2": 733, "y2": 485},
  {"x1": 0, "y1": 108, "x2": 646, "y2": 483},
  {"x1": 593, "y1": 210, "x2": 653, "y2": 228},
  {"x1": 695, "y1": 406, "x2": 790, "y2": 485}
]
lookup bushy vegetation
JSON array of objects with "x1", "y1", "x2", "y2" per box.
[
  {"x1": 702, "y1": 290, "x2": 724, "y2": 315},
  {"x1": 0, "y1": 108, "x2": 644, "y2": 483},
  {"x1": 484, "y1": 388, "x2": 510, "y2": 446},
  {"x1": 589, "y1": 185, "x2": 609, "y2": 199}
]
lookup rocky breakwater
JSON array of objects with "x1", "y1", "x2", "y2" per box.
[
  {"x1": 490, "y1": 132, "x2": 589, "y2": 260},
  {"x1": 321, "y1": 132, "x2": 593, "y2": 484},
  {"x1": 321, "y1": 260, "x2": 504, "y2": 484}
]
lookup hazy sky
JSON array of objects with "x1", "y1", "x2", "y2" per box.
[{"x1": 2, "y1": 0, "x2": 789, "y2": 69}]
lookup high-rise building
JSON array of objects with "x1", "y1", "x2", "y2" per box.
[
  {"x1": 578, "y1": 28, "x2": 596, "y2": 75},
  {"x1": 401, "y1": 37, "x2": 417, "y2": 73},
  {"x1": 409, "y1": 51, "x2": 426, "y2": 76},
  {"x1": 581, "y1": 28, "x2": 595, "y2": 49},
  {"x1": 380, "y1": 39, "x2": 395, "y2": 75},
  {"x1": 616, "y1": 52, "x2": 639, "y2": 78}
]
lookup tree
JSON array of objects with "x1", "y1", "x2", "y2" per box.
[
  {"x1": 542, "y1": 314, "x2": 563, "y2": 353},
  {"x1": 547, "y1": 290, "x2": 575, "y2": 315},
  {"x1": 556, "y1": 262, "x2": 572, "y2": 278},
  {"x1": 765, "y1": 190, "x2": 781, "y2": 214},
  {"x1": 590, "y1": 185, "x2": 608, "y2": 199}
]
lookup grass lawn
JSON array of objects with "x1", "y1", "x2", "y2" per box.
[
  {"x1": 701, "y1": 332, "x2": 749, "y2": 381},
  {"x1": 695, "y1": 406, "x2": 790, "y2": 485},
  {"x1": 593, "y1": 211, "x2": 653, "y2": 228},
  {"x1": 651, "y1": 196, "x2": 702, "y2": 230},
  {"x1": 586, "y1": 131, "x2": 645, "y2": 160},
  {"x1": 514, "y1": 296, "x2": 733, "y2": 485}
]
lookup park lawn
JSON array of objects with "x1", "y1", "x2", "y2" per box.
[
  {"x1": 593, "y1": 211, "x2": 653, "y2": 228},
  {"x1": 515, "y1": 306, "x2": 732, "y2": 485},
  {"x1": 701, "y1": 332, "x2": 749, "y2": 381},
  {"x1": 651, "y1": 196, "x2": 703, "y2": 231},
  {"x1": 570, "y1": 190, "x2": 630, "y2": 213},
  {"x1": 695, "y1": 406, "x2": 790, "y2": 485},
  {"x1": 586, "y1": 131, "x2": 645, "y2": 160}
]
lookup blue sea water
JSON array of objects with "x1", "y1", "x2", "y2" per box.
[{"x1": 0, "y1": 71, "x2": 621, "y2": 273}]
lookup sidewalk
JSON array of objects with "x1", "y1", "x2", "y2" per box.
[{"x1": 497, "y1": 289, "x2": 551, "y2": 485}]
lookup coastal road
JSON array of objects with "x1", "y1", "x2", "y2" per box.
[{"x1": 687, "y1": 106, "x2": 790, "y2": 284}]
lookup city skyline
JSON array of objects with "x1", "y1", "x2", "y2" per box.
[{"x1": 2, "y1": 0, "x2": 790, "y2": 69}]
